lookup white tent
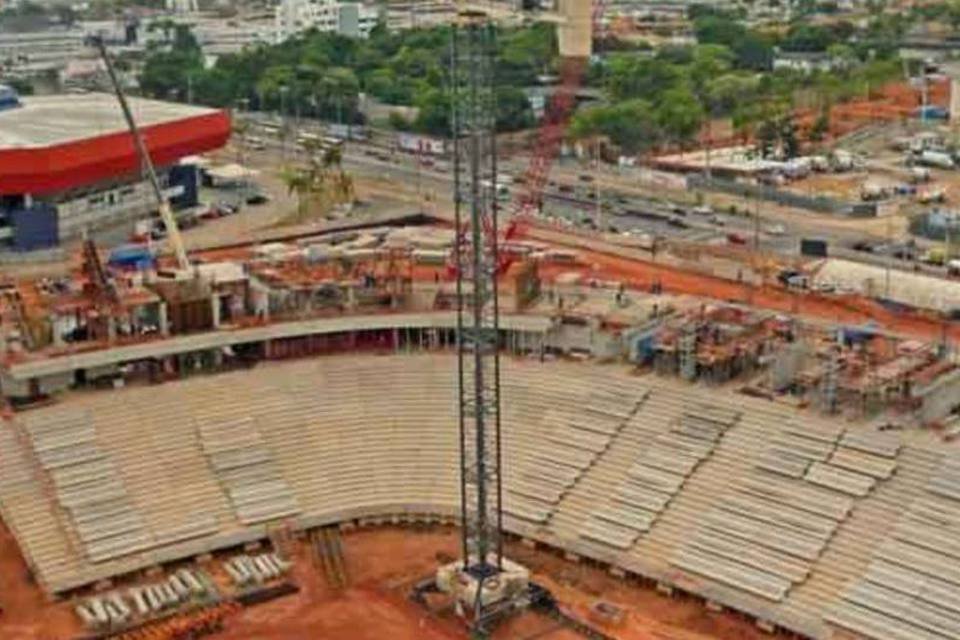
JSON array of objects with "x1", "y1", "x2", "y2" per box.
[{"x1": 813, "y1": 259, "x2": 960, "y2": 312}]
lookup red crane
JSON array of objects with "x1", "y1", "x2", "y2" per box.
[{"x1": 512, "y1": 1, "x2": 607, "y2": 221}]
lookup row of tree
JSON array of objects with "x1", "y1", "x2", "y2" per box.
[
  {"x1": 569, "y1": 6, "x2": 904, "y2": 154},
  {"x1": 139, "y1": 21, "x2": 556, "y2": 135}
]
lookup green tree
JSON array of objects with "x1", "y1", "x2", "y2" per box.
[
  {"x1": 705, "y1": 74, "x2": 759, "y2": 116},
  {"x1": 413, "y1": 87, "x2": 450, "y2": 136},
  {"x1": 139, "y1": 25, "x2": 204, "y2": 101},
  {"x1": 282, "y1": 143, "x2": 354, "y2": 223},
  {"x1": 656, "y1": 87, "x2": 705, "y2": 146},
  {"x1": 809, "y1": 107, "x2": 830, "y2": 142},
  {"x1": 571, "y1": 99, "x2": 661, "y2": 155},
  {"x1": 495, "y1": 87, "x2": 534, "y2": 131},
  {"x1": 603, "y1": 55, "x2": 683, "y2": 102}
]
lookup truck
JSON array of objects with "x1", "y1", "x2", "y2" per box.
[
  {"x1": 397, "y1": 133, "x2": 446, "y2": 156},
  {"x1": 917, "y1": 150, "x2": 955, "y2": 170},
  {"x1": 918, "y1": 187, "x2": 947, "y2": 204},
  {"x1": 831, "y1": 150, "x2": 856, "y2": 172},
  {"x1": 860, "y1": 182, "x2": 891, "y2": 201},
  {"x1": 921, "y1": 246, "x2": 946, "y2": 265},
  {"x1": 909, "y1": 167, "x2": 931, "y2": 183}
]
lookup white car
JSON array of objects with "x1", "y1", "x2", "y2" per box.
[{"x1": 765, "y1": 224, "x2": 787, "y2": 236}]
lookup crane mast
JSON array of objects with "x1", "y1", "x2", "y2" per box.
[
  {"x1": 90, "y1": 35, "x2": 192, "y2": 272},
  {"x1": 452, "y1": 11, "x2": 503, "y2": 579}
]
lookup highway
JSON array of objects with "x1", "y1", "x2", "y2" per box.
[{"x1": 236, "y1": 117, "x2": 953, "y2": 280}]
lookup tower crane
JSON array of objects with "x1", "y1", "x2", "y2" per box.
[
  {"x1": 89, "y1": 35, "x2": 192, "y2": 273},
  {"x1": 426, "y1": 4, "x2": 600, "y2": 638},
  {"x1": 513, "y1": 0, "x2": 604, "y2": 216}
]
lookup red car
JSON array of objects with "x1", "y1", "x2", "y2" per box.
[{"x1": 727, "y1": 232, "x2": 747, "y2": 245}]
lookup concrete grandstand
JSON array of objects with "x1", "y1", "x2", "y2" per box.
[{"x1": 0, "y1": 352, "x2": 956, "y2": 640}]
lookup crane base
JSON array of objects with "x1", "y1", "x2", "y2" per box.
[{"x1": 436, "y1": 556, "x2": 531, "y2": 621}]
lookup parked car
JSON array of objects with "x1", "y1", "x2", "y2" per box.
[
  {"x1": 727, "y1": 232, "x2": 747, "y2": 245},
  {"x1": 246, "y1": 193, "x2": 270, "y2": 205}
]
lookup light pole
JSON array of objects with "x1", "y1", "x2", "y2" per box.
[
  {"x1": 280, "y1": 85, "x2": 289, "y2": 161},
  {"x1": 236, "y1": 98, "x2": 250, "y2": 205}
]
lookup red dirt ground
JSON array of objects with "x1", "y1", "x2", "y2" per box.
[
  {"x1": 218, "y1": 526, "x2": 768, "y2": 640},
  {"x1": 0, "y1": 519, "x2": 76, "y2": 640},
  {"x1": 0, "y1": 522, "x2": 769, "y2": 640},
  {"x1": 518, "y1": 221, "x2": 960, "y2": 345}
]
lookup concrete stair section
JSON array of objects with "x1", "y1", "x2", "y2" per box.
[
  {"x1": 546, "y1": 386, "x2": 680, "y2": 562},
  {"x1": 196, "y1": 411, "x2": 300, "y2": 526},
  {"x1": 627, "y1": 397, "x2": 820, "y2": 621},
  {"x1": 0, "y1": 350, "x2": 953, "y2": 640},
  {"x1": 502, "y1": 370, "x2": 648, "y2": 528},
  {"x1": 0, "y1": 422, "x2": 85, "y2": 593},
  {"x1": 823, "y1": 448, "x2": 960, "y2": 640},
  {"x1": 20, "y1": 409, "x2": 153, "y2": 564},
  {"x1": 577, "y1": 404, "x2": 739, "y2": 551}
]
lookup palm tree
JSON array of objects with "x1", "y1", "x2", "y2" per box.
[
  {"x1": 281, "y1": 167, "x2": 313, "y2": 221},
  {"x1": 280, "y1": 143, "x2": 355, "y2": 223}
]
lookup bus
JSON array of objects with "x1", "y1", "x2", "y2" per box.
[
  {"x1": 259, "y1": 123, "x2": 282, "y2": 137},
  {"x1": 297, "y1": 131, "x2": 321, "y2": 147},
  {"x1": 243, "y1": 136, "x2": 266, "y2": 150}
]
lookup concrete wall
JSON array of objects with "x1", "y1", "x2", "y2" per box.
[{"x1": 916, "y1": 367, "x2": 960, "y2": 423}]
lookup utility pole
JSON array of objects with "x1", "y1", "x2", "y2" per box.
[
  {"x1": 280, "y1": 85, "x2": 289, "y2": 161},
  {"x1": 594, "y1": 137, "x2": 602, "y2": 231},
  {"x1": 753, "y1": 197, "x2": 761, "y2": 252}
]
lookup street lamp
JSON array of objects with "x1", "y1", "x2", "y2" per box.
[{"x1": 280, "y1": 85, "x2": 290, "y2": 161}]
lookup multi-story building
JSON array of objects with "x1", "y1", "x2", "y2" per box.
[{"x1": 274, "y1": 0, "x2": 379, "y2": 43}]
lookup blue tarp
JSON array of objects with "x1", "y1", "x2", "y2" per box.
[{"x1": 108, "y1": 244, "x2": 154, "y2": 268}]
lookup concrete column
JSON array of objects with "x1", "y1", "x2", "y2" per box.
[
  {"x1": 107, "y1": 316, "x2": 117, "y2": 343},
  {"x1": 158, "y1": 302, "x2": 169, "y2": 336},
  {"x1": 952, "y1": 78, "x2": 960, "y2": 127},
  {"x1": 210, "y1": 295, "x2": 221, "y2": 329},
  {"x1": 50, "y1": 315, "x2": 63, "y2": 348}
]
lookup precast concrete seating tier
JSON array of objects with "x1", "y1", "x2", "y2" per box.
[
  {"x1": 0, "y1": 353, "x2": 953, "y2": 640},
  {"x1": 579, "y1": 404, "x2": 739, "y2": 550},
  {"x1": 826, "y1": 455, "x2": 960, "y2": 640}
]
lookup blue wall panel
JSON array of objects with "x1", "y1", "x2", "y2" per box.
[{"x1": 9, "y1": 203, "x2": 58, "y2": 251}]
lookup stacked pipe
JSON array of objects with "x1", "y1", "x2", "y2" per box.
[
  {"x1": 223, "y1": 552, "x2": 292, "y2": 587},
  {"x1": 74, "y1": 568, "x2": 209, "y2": 631}
]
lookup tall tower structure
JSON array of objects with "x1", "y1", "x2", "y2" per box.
[
  {"x1": 452, "y1": 11, "x2": 502, "y2": 577},
  {"x1": 435, "y1": 8, "x2": 530, "y2": 638}
]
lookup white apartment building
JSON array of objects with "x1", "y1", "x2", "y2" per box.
[{"x1": 275, "y1": 0, "x2": 379, "y2": 43}]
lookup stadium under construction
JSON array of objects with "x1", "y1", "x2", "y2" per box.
[{"x1": 3, "y1": 5, "x2": 960, "y2": 640}]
